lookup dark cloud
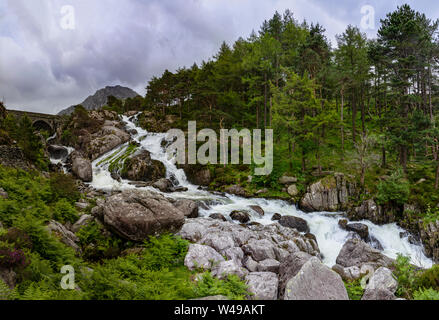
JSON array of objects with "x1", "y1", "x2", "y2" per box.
[{"x1": 1, "y1": 0, "x2": 438, "y2": 114}]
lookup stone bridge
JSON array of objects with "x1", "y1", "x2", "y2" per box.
[{"x1": 6, "y1": 109, "x2": 64, "y2": 134}]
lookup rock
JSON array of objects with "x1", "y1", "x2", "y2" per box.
[
  {"x1": 48, "y1": 145, "x2": 68, "y2": 160},
  {"x1": 346, "y1": 223, "x2": 369, "y2": 241},
  {"x1": 71, "y1": 214, "x2": 94, "y2": 233},
  {"x1": 249, "y1": 205, "x2": 264, "y2": 216},
  {"x1": 278, "y1": 251, "x2": 313, "y2": 299},
  {"x1": 152, "y1": 178, "x2": 173, "y2": 192},
  {"x1": 257, "y1": 259, "x2": 280, "y2": 273},
  {"x1": 0, "y1": 268, "x2": 17, "y2": 289},
  {"x1": 121, "y1": 150, "x2": 166, "y2": 183},
  {"x1": 347, "y1": 199, "x2": 395, "y2": 225},
  {"x1": 361, "y1": 288, "x2": 397, "y2": 300},
  {"x1": 225, "y1": 185, "x2": 248, "y2": 197},
  {"x1": 88, "y1": 126, "x2": 131, "y2": 160},
  {"x1": 209, "y1": 213, "x2": 227, "y2": 221},
  {"x1": 255, "y1": 188, "x2": 268, "y2": 195},
  {"x1": 0, "y1": 188, "x2": 8, "y2": 199},
  {"x1": 96, "y1": 190, "x2": 185, "y2": 241},
  {"x1": 47, "y1": 220, "x2": 80, "y2": 253},
  {"x1": 200, "y1": 232, "x2": 235, "y2": 254},
  {"x1": 179, "y1": 165, "x2": 211, "y2": 186},
  {"x1": 287, "y1": 185, "x2": 299, "y2": 197},
  {"x1": 419, "y1": 220, "x2": 439, "y2": 263},
  {"x1": 174, "y1": 199, "x2": 199, "y2": 218},
  {"x1": 243, "y1": 256, "x2": 259, "y2": 272},
  {"x1": 242, "y1": 239, "x2": 277, "y2": 262},
  {"x1": 224, "y1": 247, "x2": 244, "y2": 266},
  {"x1": 271, "y1": 213, "x2": 282, "y2": 221},
  {"x1": 230, "y1": 211, "x2": 250, "y2": 223},
  {"x1": 284, "y1": 257, "x2": 349, "y2": 300},
  {"x1": 300, "y1": 173, "x2": 356, "y2": 212},
  {"x1": 177, "y1": 221, "x2": 208, "y2": 242},
  {"x1": 75, "y1": 202, "x2": 89, "y2": 211},
  {"x1": 279, "y1": 176, "x2": 298, "y2": 185},
  {"x1": 366, "y1": 267, "x2": 398, "y2": 293},
  {"x1": 245, "y1": 272, "x2": 279, "y2": 300},
  {"x1": 336, "y1": 239, "x2": 394, "y2": 269},
  {"x1": 368, "y1": 234, "x2": 384, "y2": 251},
  {"x1": 332, "y1": 264, "x2": 362, "y2": 281},
  {"x1": 71, "y1": 154, "x2": 92, "y2": 182},
  {"x1": 338, "y1": 219, "x2": 348, "y2": 230},
  {"x1": 212, "y1": 260, "x2": 249, "y2": 280},
  {"x1": 278, "y1": 216, "x2": 310, "y2": 233},
  {"x1": 184, "y1": 244, "x2": 225, "y2": 271}
]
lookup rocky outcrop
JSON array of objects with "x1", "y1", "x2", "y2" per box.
[
  {"x1": 300, "y1": 173, "x2": 356, "y2": 212},
  {"x1": 362, "y1": 267, "x2": 398, "y2": 300},
  {"x1": 121, "y1": 150, "x2": 166, "y2": 182},
  {"x1": 71, "y1": 214, "x2": 94, "y2": 233},
  {"x1": 71, "y1": 153, "x2": 92, "y2": 182},
  {"x1": 225, "y1": 185, "x2": 248, "y2": 197},
  {"x1": 211, "y1": 260, "x2": 249, "y2": 280},
  {"x1": 347, "y1": 199, "x2": 396, "y2": 225},
  {"x1": 47, "y1": 220, "x2": 81, "y2": 253},
  {"x1": 345, "y1": 223, "x2": 369, "y2": 241},
  {"x1": 278, "y1": 216, "x2": 310, "y2": 233},
  {"x1": 0, "y1": 145, "x2": 32, "y2": 170},
  {"x1": 278, "y1": 251, "x2": 312, "y2": 299},
  {"x1": 184, "y1": 244, "x2": 225, "y2": 271},
  {"x1": 245, "y1": 272, "x2": 279, "y2": 300},
  {"x1": 419, "y1": 220, "x2": 439, "y2": 263},
  {"x1": 48, "y1": 145, "x2": 69, "y2": 160},
  {"x1": 92, "y1": 190, "x2": 185, "y2": 241},
  {"x1": 179, "y1": 164, "x2": 211, "y2": 186},
  {"x1": 173, "y1": 199, "x2": 199, "y2": 218},
  {"x1": 87, "y1": 126, "x2": 131, "y2": 160},
  {"x1": 284, "y1": 257, "x2": 349, "y2": 300},
  {"x1": 336, "y1": 239, "x2": 394, "y2": 270}
]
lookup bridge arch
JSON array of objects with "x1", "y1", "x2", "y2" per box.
[{"x1": 32, "y1": 119, "x2": 54, "y2": 134}]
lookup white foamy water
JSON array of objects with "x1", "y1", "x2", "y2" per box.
[{"x1": 87, "y1": 114, "x2": 434, "y2": 268}]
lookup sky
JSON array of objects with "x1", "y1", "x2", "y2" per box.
[{"x1": 1, "y1": 0, "x2": 439, "y2": 114}]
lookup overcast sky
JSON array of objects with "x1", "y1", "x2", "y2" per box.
[{"x1": 1, "y1": 0, "x2": 439, "y2": 114}]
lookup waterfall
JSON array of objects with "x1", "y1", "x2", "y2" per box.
[{"x1": 87, "y1": 114, "x2": 434, "y2": 268}]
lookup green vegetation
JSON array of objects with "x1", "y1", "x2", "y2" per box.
[
  {"x1": 344, "y1": 279, "x2": 365, "y2": 300},
  {"x1": 0, "y1": 165, "x2": 249, "y2": 300}
]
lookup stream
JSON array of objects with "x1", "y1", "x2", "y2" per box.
[{"x1": 84, "y1": 114, "x2": 433, "y2": 268}]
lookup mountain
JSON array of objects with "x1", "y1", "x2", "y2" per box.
[{"x1": 58, "y1": 85, "x2": 140, "y2": 115}]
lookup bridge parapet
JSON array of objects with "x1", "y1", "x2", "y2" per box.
[{"x1": 6, "y1": 109, "x2": 63, "y2": 133}]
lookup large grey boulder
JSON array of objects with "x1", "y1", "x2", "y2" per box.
[
  {"x1": 300, "y1": 173, "x2": 356, "y2": 212},
  {"x1": 71, "y1": 155, "x2": 92, "y2": 182},
  {"x1": 230, "y1": 210, "x2": 250, "y2": 223},
  {"x1": 366, "y1": 267, "x2": 398, "y2": 293},
  {"x1": 184, "y1": 244, "x2": 225, "y2": 271},
  {"x1": 173, "y1": 199, "x2": 199, "y2": 218},
  {"x1": 278, "y1": 216, "x2": 310, "y2": 233},
  {"x1": 279, "y1": 176, "x2": 298, "y2": 185},
  {"x1": 257, "y1": 259, "x2": 280, "y2": 273},
  {"x1": 361, "y1": 289, "x2": 397, "y2": 300},
  {"x1": 121, "y1": 150, "x2": 166, "y2": 183},
  {"x1": 224, "y1": 247, "x2": 244, "y2": 266},
  {"x1": 242, "y1": 239, "x2": 277, "y2": 262},
  {"x1": 95, "y1": 190, "x2": 185, "y2": 241},
  {"x1": 200, "y1": 232, "x2": 235, "y2": 255},
  {"x1": 211, "y1": 260, "x2": 249, "y2": 280},
  {"x1": 284, "y1": 257, "x2": 349, "y2": 300},
  {"x1": 336, "y1": 239, "x2": 394, "y2": 269},
  {"x1": 278, "y1": 251, "x2": 313, "y2": 299},
  {"x1": 245, "y1": 272, "x2": 279, "y2": 300},
  {"x1": 88, "y1": 126, "x2": 131, "y2": 160},
  {"x1": 345, "y1": 223, "x2": 369, "y2": 241}
]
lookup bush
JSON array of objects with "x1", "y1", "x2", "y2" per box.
[
  {"x1": 49, "y1": 173, "x2": 80, "y2": 203},
  {"x1": 413, "y1": 287, "x2": 439, "y2": 300},
  {"x1": 344, "y1": 279, "x2": 365, "y2": 300},
  {"x1": 52, "y1": 199, "x2": 79, "y2": 224},
  {"x1": 414, "y1": 264, "x2": 439, "y2": 291},
  {"x1": 393, "y1": 254, "x2": 418, "y2": 298},
  {"x1": 376, "y1": 169, "x2": 410, "y2": 206}
]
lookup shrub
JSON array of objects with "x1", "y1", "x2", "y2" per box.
[
  {"x1": 344, "y1": 279, "x2": 365, "y2": 300},
  {"x1": 52, "y1": 199, "x2": 79, "y2": 224},
  {"x1": 49, "y1": 173, "x2": 80, "y2": 203},
  {"x1": 193, "y1": 272, "x2": 250, "y2": 300},
  {"x1": 393, "y1": 254, "x2": 418, "y2": 298},
  {"x1": 376, "y1": 169, "x2": 410, "y2": 206},
  {"x1": 413, "y1": 287, "x2": 439, "y2": 300},
  {"x1": 0, "y1": 243, "x2": 29, "y2": 269},
  {"x1": 414, "y1": 264, "x2": 439, "y2": 291}
]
